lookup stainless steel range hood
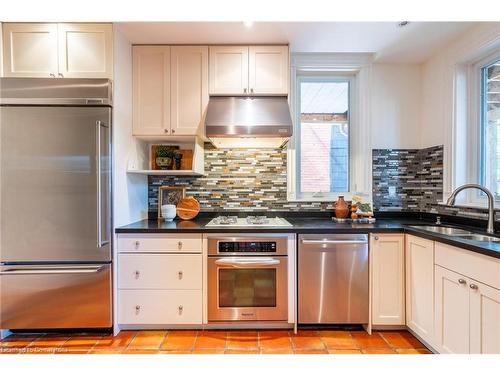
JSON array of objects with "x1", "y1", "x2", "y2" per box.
[{"x1": 205, "y1": 96, "x2": 293, "y2": 148}]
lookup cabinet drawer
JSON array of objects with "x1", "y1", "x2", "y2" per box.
[
  {"x1": 435, "y1": 242, "x2": 500, "y2": 290},
  {"x1": 117, "y1": 234, "x2": 202, "y2": 253},
  {"x1": 118, "y1": 290, "x2": 202, "y2": 325},
  {"x1": 118, "y1": 254, "x2": 202, "y2": 289}
]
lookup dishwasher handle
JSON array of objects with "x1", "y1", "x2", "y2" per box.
[{"x1": 301, "y1": 239, "x2": 368, "y2": 245}]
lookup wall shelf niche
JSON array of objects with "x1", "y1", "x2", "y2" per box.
[{"x1": 126, "y1": 136, "x2": 205, "y2": 176}]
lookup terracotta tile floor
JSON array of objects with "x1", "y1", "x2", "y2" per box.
[{"x1": 0, "y1": 329, "x2": 431, "y2": 355}]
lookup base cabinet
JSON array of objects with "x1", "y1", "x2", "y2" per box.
[
  {"x1": 371, "y1": 234, "x2": 405, "y2": 325},
  {"x1": 470, "y1": 280, "x2": 500, "y2": 354},
  {"x1": 117, "y1": 234, "x2": 203, "y2": 326},
  {"x1": 405, "y1": 235, "x2": 435, "y2": 344},
  {"x1": 119, "y1": 290, "x2": 202, "y2": 325},
  {"x1": 434, "y1": 265, "x2": 470, "y2": 353},
  {"x1": 433, "y1": 243, "x2": 500, "y2": 354}
]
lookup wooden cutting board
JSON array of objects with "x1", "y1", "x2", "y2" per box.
[{"x1": 176, "y1": 197, "x2": 200, "y2": 220}]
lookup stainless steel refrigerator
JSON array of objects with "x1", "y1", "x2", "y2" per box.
[{"x1": 0, "y1": 78, "x2": 112, "y2": 329}]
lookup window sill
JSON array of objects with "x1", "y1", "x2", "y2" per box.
[
  {"x1": 437, "y1": 201, "x2": 500, "y2": 211},
  {"x1": 287, "y1": 192, "x2": 364, "y2": 203}
]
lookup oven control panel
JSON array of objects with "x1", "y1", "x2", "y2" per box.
[{"x1": 218, "y1": 241, "x2": 277, "y2": 253}]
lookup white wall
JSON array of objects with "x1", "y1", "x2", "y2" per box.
[
  {"x1": 113, "y1": 26, "x2": 148, "y2": 228},
  {"x1": 370, "y1": 63, "x2": 422, "y2": 149},
  {"x1": 419, "y1": 22, "x2": 500, "y2": 193}
]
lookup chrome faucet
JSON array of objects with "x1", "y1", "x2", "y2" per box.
[{"x1": 446, "y1": 184, "x2": 495, "y2": 234}]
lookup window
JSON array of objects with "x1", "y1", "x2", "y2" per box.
[
  {"x1": 298, "y1": 78, "x2": 351, "y2": 195},
  {"x1": 292, "y1": 74, "x2": 353, "y2": 200},
  {"x1": 480, "y1": 58, "x2": 500, "y2": 198},
  {"x1": 287, "y1": 53, "x2": 372, "y2": 202}
]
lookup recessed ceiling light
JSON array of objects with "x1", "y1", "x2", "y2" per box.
[
  {"x1": 243, "y1": 21, "x2": 254, "y2": 28},
  {"x1": 397, "y1": 21, "x2": 410, "y2": 27}
]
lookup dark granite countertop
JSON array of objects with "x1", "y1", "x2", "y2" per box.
[{"x1": 116, "y1": 214, "x2": 500, "y2": 259}]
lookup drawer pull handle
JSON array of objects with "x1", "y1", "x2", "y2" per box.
[
  {"x1": 458, "y1": 279, "x2": 466, "y2": 285},
  {"x1": 178, "y1": 241, "x2": 183, "y2": 249},
  {"x1": 135, "y1": 305, "x2": 141, "y2": 314},
  {"x1": 178, "y1": 271, "x2": 183, "y2": 279},
  {"x1": 134, "y1": 241, "x2": 140, "y2": 248},
  {"x1": 469, "y1": 284, "x2": 478, "y2": 290},
  {"x1": 178, "y1": 305, "x2": 183, "y2": 315},
  {"x1": 134, "y1": 270, "x2": 140, "y2": 279}
]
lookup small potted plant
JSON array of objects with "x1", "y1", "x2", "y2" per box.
[{"x1": 156, "y1": 146, "x2": 177, "y2": 170}]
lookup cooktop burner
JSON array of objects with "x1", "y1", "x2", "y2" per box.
[{"x1": 206, "y1": 215, "x2": 292, "y2": 227}]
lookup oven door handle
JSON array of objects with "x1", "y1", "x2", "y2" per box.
[{"x1": 214, "y1": 257, "x2": 280, "y2": 268}]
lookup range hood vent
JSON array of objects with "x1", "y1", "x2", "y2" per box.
[{"x1": 205, "y1": 96, "x2": 293, "y2": 148}]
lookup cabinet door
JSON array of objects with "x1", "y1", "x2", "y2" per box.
[
  {"x1": 405, "y1": 235, "x2": 435, "y2": 343},
  {"x1": 132, "y1": 46, "x2": 170, "y2": 136},
  {"x1": 2, "y1": 23, "x2": 58, "y2": 77},
  {"x1": 249, "y1": 45, "x2": 288, "y2": 95},
  {"x1": 170, "y1": 46, "x2": 208, "y2": 136},
  {"x1": 57, "y1": 23, "x2": 112, "y2": 78},
  {"x1": 371, "y1": 234, "x2": 405, "y2": 325},
  {"x1": 209, "y1": 46, "x2": 248, "y2": 95},
  {"x1": 434, "y1": 265, "x2": 470, "y2": 354},
  {"x1": 470, "y1": 280, "x2": 500, "y2": 354}
]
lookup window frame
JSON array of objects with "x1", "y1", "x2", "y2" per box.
[
  {"x1": 287, "y1": 53, "x2": 372, "y2": 203},
  {"x1": 464, "y1": 50, "x2": 500, "y2": 206},
  {"x1": 295, "y1": 73, "x2": 354, "y2": 200}
]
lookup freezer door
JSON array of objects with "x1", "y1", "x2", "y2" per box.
[
  {"x1": 0, "y1": 264, "x2": 112, "y2": 329},
  {"x1": 0, "y1": 106, "x2": 111, "y2": 262}
]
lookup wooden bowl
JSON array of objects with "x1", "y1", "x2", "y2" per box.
[{"x1": 176, "y1": 197, "x2": 200, "y2": 220}]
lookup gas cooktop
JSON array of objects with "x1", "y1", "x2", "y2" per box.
[{"x1": 205, "y1": 215, "x2": 292, "y2": 227}]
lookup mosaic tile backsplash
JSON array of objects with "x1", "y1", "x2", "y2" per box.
[
  {"x1": 372, "y1": 145, "x2": 443, "y2": 212},
  {"x1": 148, "y1": 143, "x2": 498, "y2": 222},
  {"x1": 373, "y1": 145, "x2": 500, "y2": 221},
  {"x1": 148, "y1": 144, "x2": 335, "y2": 214}
]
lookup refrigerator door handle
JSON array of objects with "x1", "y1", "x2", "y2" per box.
[
  {"x1": 96, "y1": 120, "x2": 109, "y2": 248},
  {"x1": 0, "y1": 265, "x2": 106, "y2": 275}
]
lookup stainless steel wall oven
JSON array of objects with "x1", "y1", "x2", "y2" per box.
[{"x1": 207, "y1": 235, "x2": 288, "y2": 322}]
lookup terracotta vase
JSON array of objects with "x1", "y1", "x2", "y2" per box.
[{"x1": 335, "y1": 195, "x2": 349, "y2": 219}]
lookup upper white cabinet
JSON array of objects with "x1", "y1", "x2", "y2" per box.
[
  {"x1": 132, "y1": 45, "x2": 208, "y2": 137},
  {"x1": 2, "y1": 23, "x2": 58, "y2": 77},
  {"x1": 370, "y1": 234, "x2": 405, "y2": 326},
  {"x1": 57, "y1": 23, "x2": 113, "y2": 78},
  {"x1": 405, "y1": 235, "x2": 435, "y2": 345},
  {"x1": 209, "y1": 46, "x2": 248, "y2": 95},
  {"x1": 249, "y1": 45, "x2": 289, "y2": 95},
  {"x1": 209, "y1": 45, "x2": 288, "y2": 95},
  {"x1": 2, "y1": 23, "x2": 112, "y2": 78},
  {"x1": 133, "y1": 46, "x2": 171, "y2": 136},
  {"x1": 170, "y1": 46, "x2": 209, "y2": 136}
]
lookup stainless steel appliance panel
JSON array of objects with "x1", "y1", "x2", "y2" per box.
[
  {"x1": 0, "y1": 78, "x2": 112, "y2": 105},
  {"x1": 205, "y1": 96, "x2": 292, "y2": 137},
  {"x1": 207, "y1": 236, "x2": 288, "y2": 256},
  {"x1": 208, "y1": 256, "x2": 288, "y2": 322},
  {"x1": 0, "y1": 264, "x2": 112, "y2": 329},
  {"x1": 0, "y1": 106, "x2": 111, "y2": 262},
  {"x1": 298, "y1": 234, "x2": 369, "y2": 324}
]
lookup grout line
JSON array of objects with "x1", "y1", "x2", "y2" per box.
[{"x1": 157, "y1": 330, "x2": 169, "y2": 350}]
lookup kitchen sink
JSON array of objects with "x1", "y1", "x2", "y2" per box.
[
  {"x1": 408, "y1": 226, "x2": 474, "y2": 236},
  {"x1": 455, "y1": 234, "x2": 500, "y2": 243}
]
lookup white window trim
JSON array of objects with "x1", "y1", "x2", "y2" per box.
[
  {"x1": 451, "y1": 48, "x2": 500, "y2": 208},
  {"x1": 287, "y1": 53, "x2": 373, "y2": 202}
]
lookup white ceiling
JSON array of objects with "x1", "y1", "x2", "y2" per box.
[{"x1": 116, "y1": 21, "x2": 478, "y2": 63}]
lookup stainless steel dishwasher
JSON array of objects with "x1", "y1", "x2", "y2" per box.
[{"x1": 298, "y1": 234, "x2": 369, "y2": 324}]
